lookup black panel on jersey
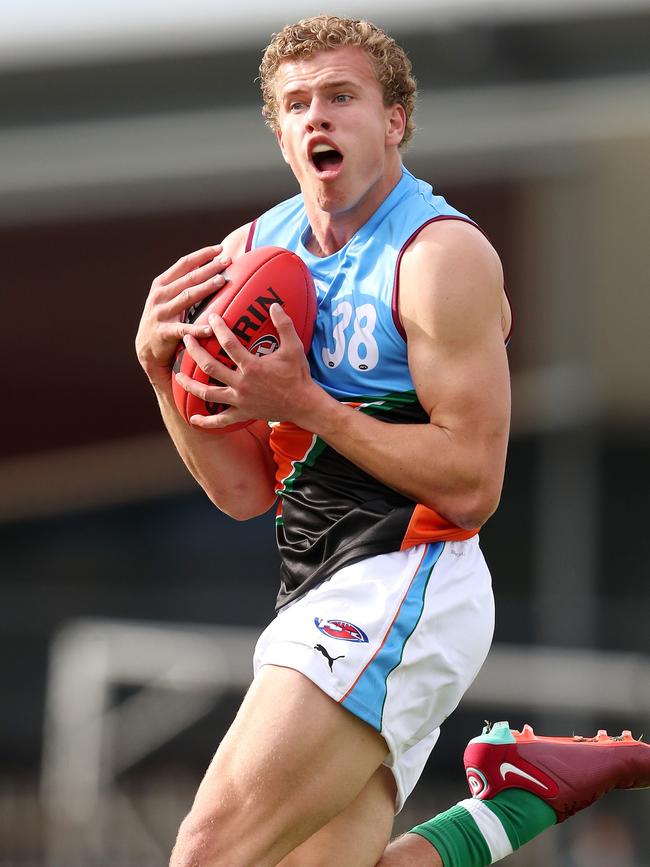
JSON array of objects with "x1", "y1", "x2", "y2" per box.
[{"x1": 275, "y1": 400, "x2": 430, "y2": 608}]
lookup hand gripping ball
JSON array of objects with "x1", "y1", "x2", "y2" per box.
[{"x1": 172, "y1": 246, "x2": 317, "y2": 433}]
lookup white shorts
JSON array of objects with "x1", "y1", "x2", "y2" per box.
[{"x1": 253, "y1": 538, "x2": 495, "y2": 811}]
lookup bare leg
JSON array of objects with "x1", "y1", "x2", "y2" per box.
[
  {"x1": 277, "y1": 764, "x2": 396, "y2": 867},
  {"x1": 272, "y1": 766, "x2": 445, "y2": 867},
  {"x1": 170, "y1": 664, "x2": 390, "y2": 867},
  {"x1": 376, "y1": 833, "x2": 443, "y2": 867}
]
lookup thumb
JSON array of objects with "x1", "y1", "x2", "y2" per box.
[{"x1": 270, "y1": 303, "x2": 300, "y2": 346}]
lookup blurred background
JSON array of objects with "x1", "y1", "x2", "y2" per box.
[{"x1": 1, "y1": 0, "x2": 649, "y2": 864}]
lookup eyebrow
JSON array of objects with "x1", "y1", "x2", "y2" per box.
[{"x1": 282, "y1": 79, "x2": 359, "y2": 98}]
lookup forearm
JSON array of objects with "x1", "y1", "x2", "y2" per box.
[
  {"x1": 303, "y1": 388, "x2": 506, "y2": 529},
  {"x1": 134, "y1": 230, "x2": 276, "y2": 519},
  {"x1": 154, "y1": 380, "x2": 276, "y2": 520}
]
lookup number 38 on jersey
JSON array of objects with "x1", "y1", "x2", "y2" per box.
[{"x1": 321, "y1": 301, "x2": 379, "y2": 372}]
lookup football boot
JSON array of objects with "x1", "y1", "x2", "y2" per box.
[{"x1": 464, "y1": 720, "x2": 650, "y2": 822}]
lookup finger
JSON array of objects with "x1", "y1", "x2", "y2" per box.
[
  {"x1": 157, "y1": 255, "x2": 231, "y2": 307},
  {"x1": 159, "y1": 244, "x2": 224, "y2": 285},
  {"x1": 158, "y1": 321, "x2": 214, "y2": 343},
  {"x1": 174, "y1": 371, "x2": 236, "y2": 406},
  {"x1": 189, "y1": 408, "x2": 248, "y2": 430},
  {"x1": 269, "y1": 303, "x2": 301, "y2": 347},
  {"x1": 182, "y1": 334, "x2": 238, "y2": 385},
  {"x1": 164, "y1": 269, "x2": 229, "y2": 317},
  {"x1": 208, "y1": 314, "x2": 250, "y2": 367}
]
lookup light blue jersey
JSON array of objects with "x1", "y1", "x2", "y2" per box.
[
  {"x1": 251, "y1": 167, "x2": 473, "y2": 404},
  {"x1": 249, "y1": 166, "x2": 482, "y2": 609}
]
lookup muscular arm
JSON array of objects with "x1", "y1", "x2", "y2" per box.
[
  {"x1": 153, "y1": 383, "x2": 276, "y2": 521},
  {"x1": 135, "y1": 223, "x2": 277, "y2": 519},
  {"x1": 305, "y1": 220, "x2": 511, "y2": 528},
  {"x1": 180, "y1": 220, "x2": 510, "y2": 529}
]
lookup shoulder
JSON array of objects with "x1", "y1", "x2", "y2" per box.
[
  {"x1": 398, "y1": 219, "x2": 505, "y2": 340},
  {"x1": 221, "y1": 222, "x2": 253, "y2": 260},
  {"x1": 401, "y1": 219, "x2": 503, "y2": 295}
]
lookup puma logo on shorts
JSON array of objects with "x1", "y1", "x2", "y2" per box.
[{"x1": 314, "y1": 644, "x2": 345, "y2": 671}]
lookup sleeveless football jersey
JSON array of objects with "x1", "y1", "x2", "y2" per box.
[{"x1": 250, "y1": 166, "x2": 484, "y2": 608}]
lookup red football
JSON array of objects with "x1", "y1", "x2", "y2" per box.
[{"x1": 172, "y1": 246, "x2": 317, "y2": 433}]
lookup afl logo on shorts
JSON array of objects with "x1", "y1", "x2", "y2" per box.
[
  {"x1": 250, "y1": 335, "x2": 280, "y2": 356},
  {"x1": 314, "y1": 618, "x2": 368, "y2": 643}
]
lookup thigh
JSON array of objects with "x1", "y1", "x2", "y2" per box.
[
  {"x1": 254, "y1": 540, "x2": 494, "y2": 811},
  {"x1": 277, "y1": 764, "x2": 396, "y2": 867},
  {"x1": 187, "y1": 664, "x2": 390, "y2": 866}
]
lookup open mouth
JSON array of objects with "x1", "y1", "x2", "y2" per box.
[{"x1": 311, "y1": 143, "x2": 344, "y2": 174}]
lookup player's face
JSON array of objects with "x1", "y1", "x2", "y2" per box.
[{"x1": 274, "y1": 46, "x2": 406, "y2": 218}]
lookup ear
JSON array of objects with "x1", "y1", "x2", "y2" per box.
[
  {"x1": 276, "y1": 128, "x2": 291, "y2": 165},
  {"x1": 386, "y1": 103, "x2": 407, "y2": 147}
]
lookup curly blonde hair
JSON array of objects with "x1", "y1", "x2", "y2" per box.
[{"x1": 259, "y1": 15, "x2": 417, "y2": 148}]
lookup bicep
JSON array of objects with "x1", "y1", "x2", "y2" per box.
[
  {"x1": 246, "y1": 420, "x2": 277, "y2": 486},
  {"x1": 400, "y1": 222, "x2": 511, "y2": 442},
  {"x1": 408, "y1": 320, "x2": 510, "y2": 445},
  {"x1": 198, "y1": 421, "x2": 276, "y2": 518}
]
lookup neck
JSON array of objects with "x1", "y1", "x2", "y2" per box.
[{"x1": 303, "y1": 159, "x2": 403, "y2": 257}]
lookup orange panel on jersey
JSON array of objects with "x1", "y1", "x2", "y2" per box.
[
  {"x1": 400, "y1": 503, "x2": 478, "y2": 550},
  {"x1": 270, "y1": 422, "x2": 318, "y2": 492}
]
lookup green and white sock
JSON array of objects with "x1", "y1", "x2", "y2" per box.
[{"x1": 410, "y1": 790, "x2": 556, "y2": 866}]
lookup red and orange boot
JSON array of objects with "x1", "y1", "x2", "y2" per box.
[{"x1": 464, "y1": 720, "x2": 650, "y2": 822}]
